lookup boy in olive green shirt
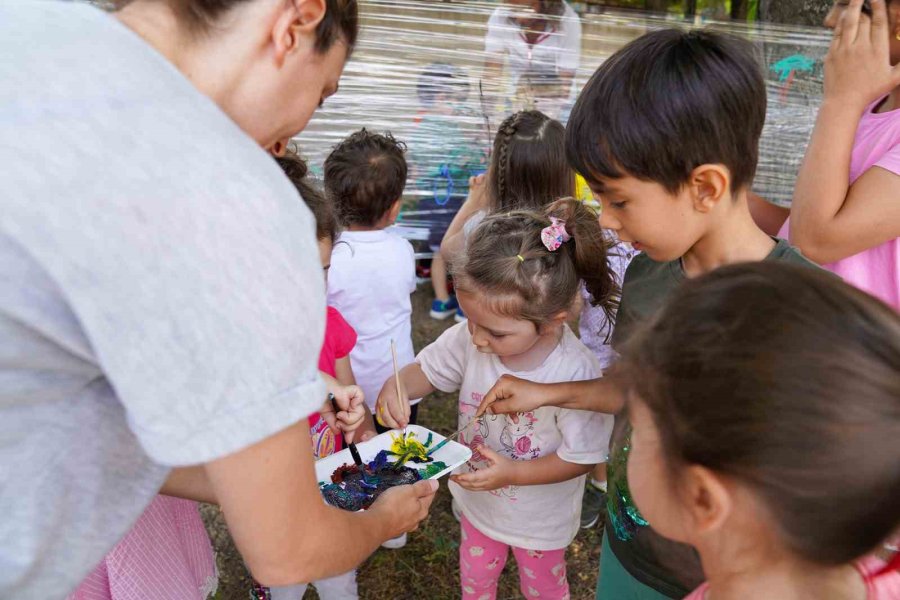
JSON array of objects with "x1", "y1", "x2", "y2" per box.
[{"x1": 475, "y1": 28, "x2": 819, "y2": 599}]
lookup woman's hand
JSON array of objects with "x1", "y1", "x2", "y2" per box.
[
  {"x1": 320, "y1": 385, "x2": 366, "y2": 444},
  {"x1": 825, "y1": 0, "x2": 900, "y2": 109},
  {"x1": 450, "y1": 446, "x2": 519, "y2": 491},
  {"x1": 375, "y1": 376, "x2": 411, "y2": 429},
  {"x1": 369, "y1": 479, "x2": 439, "y2": 537}
]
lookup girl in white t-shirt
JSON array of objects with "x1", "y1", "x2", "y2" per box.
[{"x1": 377, "y1": 198, "x2": 616, "y2": 599}]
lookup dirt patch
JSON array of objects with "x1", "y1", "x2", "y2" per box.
[{"x1": 202, "y1": 284, "x2": 602, "y2": 599}]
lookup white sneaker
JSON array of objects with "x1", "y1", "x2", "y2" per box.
[{"x1": 381, "y1": 532, "x2": 407, "y2": 549}]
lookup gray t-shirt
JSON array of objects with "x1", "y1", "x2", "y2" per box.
[{"x1": 0, "y1": 2, "x2": 326, "y2": 596}]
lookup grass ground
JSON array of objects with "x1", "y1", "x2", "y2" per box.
[{"x1": 201, "y1": 283, "x2": 603, "y2": 599}]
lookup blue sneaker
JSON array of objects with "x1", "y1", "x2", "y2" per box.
[
  {"x1": 454, "y1": 307, "x2": 467, "y2": 323},
  {"x1": 430, "y1": 296, "x2": 459, "y2": 320}
]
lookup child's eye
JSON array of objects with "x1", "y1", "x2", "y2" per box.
[
  {"x1": 610, "y1": 201, "x2": 627, "y2": 209},
  {"x1": 490, "y1": 332, "x2": 507, "y2": 339}
]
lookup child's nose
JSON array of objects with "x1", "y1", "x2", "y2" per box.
[{"x1": 599, "y1": 209, "x2": 620, "y2": 231}]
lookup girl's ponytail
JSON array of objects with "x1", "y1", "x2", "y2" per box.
[
  {"x1": 545, "y1": 198, "x2": 619, "y2": 321},
  {"x1": 455, "y1": 198, "x2": 618, "y2": 329}
]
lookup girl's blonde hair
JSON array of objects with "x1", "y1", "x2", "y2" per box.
[{"x1": 454, "y1": 198, "x2": 617, "y2": 326}]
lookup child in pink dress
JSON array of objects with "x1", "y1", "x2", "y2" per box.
[
  {"x1": 779, "y1": 0, "x2": 900, "y2": 309},
  {"x1": 622, "y1": 262, "x2": 900, "y2": 600},
  {"x1": 68, "y1": 497, "x2": 218, "y2": 600}
]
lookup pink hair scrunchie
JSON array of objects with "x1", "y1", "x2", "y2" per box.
[{"x1": 541, "y1": 217, "x2": 571, "y2": 252}]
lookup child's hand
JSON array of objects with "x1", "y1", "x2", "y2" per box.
[
  {"x1": 450, "y1": 446, "x2": 519, "y2": 492},
  {"x1": 321, "y1": 385, "x2": 366, "y2": 443},
  {"x1": 375, "y1": 376, "x2": 411, "y2": 429},
  {"x1": 465, "y1": 173, "x2": 488, "y2": 211},
  {"x1": 824, "y1": 0, "x2": 900, "y2": 109}
]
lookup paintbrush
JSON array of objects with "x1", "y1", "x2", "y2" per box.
[
  {"x1": 427, "y1": 417, "x2": 477, "y2": 456},
  {"x1": 329, "y1": 393, "x2": 369, "y2": 482},
  {"x1": 390, "y1": 339, "x2": 406, "y2": 437}
]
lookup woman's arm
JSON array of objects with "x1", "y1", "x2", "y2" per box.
[
  {"x1": 160, "y1": 465, "x2": 217, "y2": 504},
  {"x1": 451, "y1": 446, "x2": 592, "y2": 491},
  {"x1": 205, "y1": 420, "x2": 438, "y2": 586},
  {"x1": 789, "y1": 0, "x2": 900, "y2": 262}
]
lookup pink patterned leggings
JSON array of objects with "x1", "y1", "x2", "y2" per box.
[{"x1": 459, "y1": 514, "x2": 570, "y2": 600}]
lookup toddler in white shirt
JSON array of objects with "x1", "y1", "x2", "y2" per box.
[
  {"x1": 377, "y1": 199, "x2": 617, "y2": 599},
  {"x1": 324, "y1": 129, "x2": 420, "y2": 431}
]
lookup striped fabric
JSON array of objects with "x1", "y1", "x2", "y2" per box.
[{"x1": 68, "y1": 496, "x2": 217, "y2": 600}]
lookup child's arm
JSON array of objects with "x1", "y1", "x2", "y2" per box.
[
  {"x1": 440, "y1": 173, "x2": 488, "y2": 265},
  {"x1": 789, "y1": 0, "x2": 900, "y2": 263},
  {"x1": 374, "y1": 362, "x2": 436, "y2": 429},
  {"x1": 747, "y1": 192, "x2": 790, "y2": 237},
  {"x1": 451, "y1": 447, "x2": 592, "y2": 491},
  {"x1": 476, "y1": 370, "x2": 627, "y2": 420},
  {"x1": 334, "y1": 355, "x2": 356, "y2": 386}
]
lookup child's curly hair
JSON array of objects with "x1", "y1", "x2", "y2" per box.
[{"x1": 454, "y1": 198, "x2": 618, "y2": 326}]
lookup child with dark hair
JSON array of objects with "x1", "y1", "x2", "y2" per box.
[
  {"x1": 324, "y1": 130, "x2": 419, "y2": 549},
  {"x1": 250, "y1": 151, "x2": 375, "y2": 600},
  {"x1": 378, "y1": 198, "x2": 616, "y2": 600},
  {"x1": 324, "y1": 128, "x2": 414, "y2": 419},
  {"x1": 623, "y1": 261, "x2": 900, "y2": 599},
  {"x1": 474, "y1": 29, "x2": 822, "y2": 599}
]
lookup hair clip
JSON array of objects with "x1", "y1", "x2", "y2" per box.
[
  {"x1": 541, "y1": 217, "x2": 571, "y2": 252},
  {"x1": 516, "y1": 254, "x2": 525, "y2": 262}
]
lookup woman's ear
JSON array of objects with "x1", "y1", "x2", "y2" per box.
[
  {"x1": 687, "y1": 164, "x2": 730, "y2": 214},
  {"x1": 271, "y1": 0, "x2": 327, "y2": 67}
]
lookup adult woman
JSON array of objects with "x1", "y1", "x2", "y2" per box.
[
  {"x1": 483, "y1": 0, "x2": 582, "y2": 119},
  {"x1": 0, "y1": 0, "x2": 436, "y2": 597}
]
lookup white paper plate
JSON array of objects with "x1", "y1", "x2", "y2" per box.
[{"x1": 315, "y1": 424, "x2": 471, "y2": 485}]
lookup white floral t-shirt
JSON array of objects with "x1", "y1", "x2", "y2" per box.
[{"x1": 417, "y1": 323, "x2": 612, "y2": 550}]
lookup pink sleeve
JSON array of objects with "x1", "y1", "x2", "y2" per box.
[{"x1": 326, "y1": 307, "x2": 357, "y2": 359}]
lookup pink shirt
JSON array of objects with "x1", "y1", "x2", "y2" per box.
[
  {"x1": 308, "y1": 307, "x2": 358, "y2": 459},
  {"x1": 779, "y1": 97, "x2": 900, "y2": 309},
  {"x1": 684, "y1": 556, "x2": 900, "y2": 600}
]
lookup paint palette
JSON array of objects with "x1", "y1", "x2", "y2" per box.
[{"x1": 315, "y1": 424, "x2": 471, "y2": 485}]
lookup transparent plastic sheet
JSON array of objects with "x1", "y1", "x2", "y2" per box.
[{"x1": 292, "y1": 1, "x2": 831, "y2": 252}]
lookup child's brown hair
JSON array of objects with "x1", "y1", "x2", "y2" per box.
[
  {"x1": 623, "y1": 262, "x2": 900, "y2": 566},
  {"x1": 276, "y1": 151, "x2": 338, "y2": 243},
  {"x1": 488, "y1": 110, "x2": 574, "y2": 213},
  {"x1": 324, "y1": 128, "x2": 408, "y2": 228},
  {"x1": 454, "y1": 198, "x2": 617, "y2": 325}
]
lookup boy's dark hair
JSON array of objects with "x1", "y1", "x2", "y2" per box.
[
  {"x1": 566, "y1": 29, "x2": 766, "y2": 194},
  {"x1": 455, "y1": 198, "x2": 618, "y2": 326},
  {"x1": 324, "y1": 128, "x2": 408, "y2": 227},
  {"x1": 276, "y1": 151, "x2": 337, "y2": 243},
  {"x1": 489, "y1": 110, "x2": 574, "y2": 213},
  {"x1": 623, "y1": 262, "x2": 900, "y2": 566}
]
